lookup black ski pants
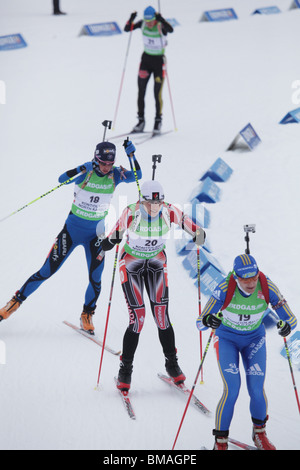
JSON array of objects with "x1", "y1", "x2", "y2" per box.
[{"x1": 137, "y1": 52, "x2": 165, "y2": 120}]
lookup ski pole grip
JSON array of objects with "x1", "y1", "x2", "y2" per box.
[
  {"x1": 123, "y1": 137, "x2": 129, "y2": 150},
  {"x1": 123, "y1": 137, "x2": 135, "y2": 160}
]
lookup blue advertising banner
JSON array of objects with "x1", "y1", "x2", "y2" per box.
[
  {"x1": 228, "y1": 123, "x2": 261, "y2": 151},
  {"x1": 186, "y1": 201, "x2": 210, "y2": 228},
  {"x1": 240, "y1": 123, "x2": 261, "y2": 149},
  {"x1": 279, "y1": 107, "x2": 300, "y2": 124},
  {"x1": 183, "y1": 248, "x2": 224, "y2": 279},
  {"x1": 190, "y1": 177, "x2": 221, "y2": 204},
  {"x1": 166, "y1": 18, "x2": 180, "y2": 27},
  {"x1": 200, "y1": 158, "x2": 233, "y2": 183},
  {"x1": 280, "y1": 331, "x2": 300, "y2": 368},
  {"x1": 195, "y1": 264, "x2": 225, "y2": 297},
  {"x1": 252, "y1": 6, "x2": 281, "y2": 14},
  {"x1": 80, "y1": 22, "x2": 122, "y2": 37},
  {"x1": 0, "y1": 34, "x2": 27, "y2": 51},
  {"x1": 201, "y1": 8, "x2": 238, "y2": 22}
]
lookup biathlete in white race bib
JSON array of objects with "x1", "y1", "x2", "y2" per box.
[
  {"x1": 102, "y1": 180, "x2": 206, "y2": 392},
  {"x1": 197, "y1": 253, "x2": 297, "y2": 450},
  {"x1": 0, "y1": 140, "x2": 142, "y2": 335},
  {"x1": 124, "y1": 6, "x2": 174, "y2": 133}
]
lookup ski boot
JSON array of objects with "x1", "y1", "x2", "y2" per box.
[
  {"x1": 80, "y1": 308, "x2": 95, "y2": 335},
  {"x1": 132, "y1": 116, "x2": 145, "y2": 133},
  {"x1": 165, "y1": 352, "x2": 186, "y2": 384},
  {"x1": 213, "y1": 430, "x2": 229, "y2": 450},
  {"x1": 252, "y1": 423, "x2": 276, "y2": 450},
  {"x1": 153, "y1": 116, "x2": 162, "y2": 134},
  {"x1": 116, "y1": 356, "x2": 133, "y2": 391},
  {"x1": 0, "y1": 293, "x2": 23, "y2": 321}
]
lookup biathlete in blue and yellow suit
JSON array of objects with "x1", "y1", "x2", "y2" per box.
[
  {"x1": 0, "y1": 140, "x2": 142, "y2": 335},
  {"x1": 197, "y1": 254, "x2": 297, "y2": 450}
]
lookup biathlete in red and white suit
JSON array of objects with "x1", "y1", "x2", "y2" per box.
[{"x1": 102, "y1": 180, "x2": 206, "y2": 391}]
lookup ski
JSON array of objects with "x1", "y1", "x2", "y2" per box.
[
  {"x1": 114, "y1": 377, "x2": 136, "y2": 420},
  {"x1": 109, "y1": 130, "x2": 151, "y2": 141},
  {"x1": 63, "y1": 321, "x2": 121, "y2": 356},
  {"x1": 228, "y1": 437, "x2": 258, "y2": 451},
  {"x1": 135, "y1": 129, "x2": 174, "y2": 145},
  {"x1": 158, "y1": 373, "x2": 211, "y2": 416}
]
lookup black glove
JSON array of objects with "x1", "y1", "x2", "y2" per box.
[
  {"x1": 202, "y1": 313, "x2": 222, "y2": 329},
  {"x1": 129, "y1": 12, "x2": 137, "y2": 22},
  {"x1": 101, "y1": 237, "x2": 117, "y2": 252},
  {"x1": 277, "y1": 320, "x2": 291, "y2": 337}
]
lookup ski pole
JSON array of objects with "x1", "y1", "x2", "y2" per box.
[
  {"x1": 196, "y1": 246, "x2": 204, "y2": 384},
  {"x1": 157, "y1": 20, "x2": 178, "y2": 132},
  {"x1": 0, "y1": 170, "x2": 85, "y2": 223},
  {"x1": 102, "y1": 120, "x2": 112, "y2": 141},
  {"x1": 165, "y1": 66, "x2": 178, "y2": 132},
  {"x1": 172, "y1": 314, "x2": 222, "y2": 450},
  {"x1": 95, "y1": 244, "x2": 120, "y2": 389},
  {"x1": 280, "y1": 325, "x2": 300, "y2": 415},
  {"x1": 152, "y1": 154, "x2": 162, "y2": 180},
  {"x1": 243, "y1": 224, "x2": 256, "y2": 254},
  {"x1": 112, "y1": 23, "x2": 134, "y2": 131},
  {"x1": 123, "y1": 138, "x2": 142, "y2": 198}
]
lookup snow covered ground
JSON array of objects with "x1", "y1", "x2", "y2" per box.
[{"x1": 0, "y1": 0, "x2": 300, "y2": 451}]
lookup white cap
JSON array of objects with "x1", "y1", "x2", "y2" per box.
[{"x1": 140, "y1": 180, "x2": 164, "y2": 202}]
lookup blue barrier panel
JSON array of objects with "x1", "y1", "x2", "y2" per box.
[
  {"x1": 0, "y1": 34, "x2": 27, "y2": 51},
  {"x1": 190, "y1": 177, "x2": 221, "y2": 204},
  {"x1": 262, "y1": 308, "x2": 278, "y2": 329},
  {"x1": 280, "y1": 330, "x2": 300, "y2": 369},
  {"x1": 175, "y1": 236, "x2": 212, "y2": 255},
  {"x1": 80, "y1": 22, "x2": 122, "y2": 37},
  {"x1": 182, "y1": 248, "x2": 224, "y2": 279},
  {"x1": 252, "y1": 6, "x2": 281, "y2": 14},
  {"x1": 176, "y1": 238, "x2": 196, "y2": 256},
  {"x1": 227, "y1": 123, "x2": 261, "y2": 151},
  {"x1": 200, "y1": 158, "x2": 233, "y2": 183},
  {"x1": 195, "y1": 264, "x2": 225, "y2": 297},
  {"x1": 166, "y1": 18, "x2": 180, "y2": 27},
  {"x1": 185, "y1": 201, "x2": 210, "y2": 228},
  {"x1": 279, "y1": 107, "x2": 300, "y2": 124},
  {"x1": 290, "y1": 0, "x2": 300, "y2": 9},
  {"x1": 201, "y1": 8, "x2": 238, "y2": 22},
  {"x1": 175, "y1": 232, "x2": 212, "y2": 256}
]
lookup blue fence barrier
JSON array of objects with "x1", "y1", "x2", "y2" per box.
[
  {"x1": 290, "y1": 0, "x2": 300, "y2": 8},
  {"x1": 0, "y1": 34, "x2": 27, "y2": 51},
  {"x1": 252, "y1": 6, "x2": 281, "y2": 14},
  {"x1": 201, "y1": 8, "x2": 238, "y2": 22},
  {"x1": 80, "y1": 22, "x2": 122, "y2": 37},
  {"x1": 227, "y1": 122, "x2": 261, "y2": 151},
  {"x1": 190, "y1": 177, "x2": 221, "y2": 204},
  {"x1": 195, "y1": 264, "x2": 225, "y2": 297},
  {"x1": 280, "y1": 331, "x2": 300, "y2": 369},
  {"x1": 279, "y1": 107, "x2": 300, "y2": 124},
  {"x1": 200, "y1": 158, "x2": 233, "y2": 183}
]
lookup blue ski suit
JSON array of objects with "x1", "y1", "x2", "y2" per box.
[
  {"x1": 197, "y1": 272, "x2": 297, "y2": 430},
  {"x1": 15, "y1": 159, "x2": 142, "y2": 313}
]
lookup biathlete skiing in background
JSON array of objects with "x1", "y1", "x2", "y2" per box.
[
  {"x1": 197, "y1": 253, "x2": 297, "y2": 450},
  {"x1": 101, "y1": 179, "x2": 206, "y2": 391},
  {"x1": 124, "y1": 6, "x2": 173, "y2": 134},
  {"x1": 0, "y1": 141, "x2": 142, "y2": 335}
]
